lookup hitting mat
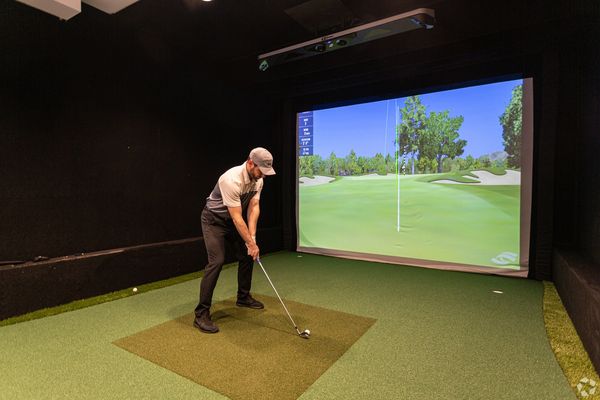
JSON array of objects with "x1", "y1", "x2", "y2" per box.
[{"x1": 113, "y1": 295, "x2": 376, "y2": 400}]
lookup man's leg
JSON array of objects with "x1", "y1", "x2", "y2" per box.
[
  {"x1": 237, "y1": 253, "x2": 254, "y2": 299},
  {"x1": 194, "y1": 210, "x2": 227, "y2": 332},
  {"x1": 232, "y1": 234, "x2": 264, "y2": 309}
]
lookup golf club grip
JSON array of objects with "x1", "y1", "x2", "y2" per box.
[{"x1": 256, "y1": 258, "x2": 299, "y2": 329}]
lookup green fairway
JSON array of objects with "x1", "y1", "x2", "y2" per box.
[{"x1": 299, "y1": 174, "x2": 520, "y2": 269}]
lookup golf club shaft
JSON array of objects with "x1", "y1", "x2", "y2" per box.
[{"x1": 256, "y1": 258, "x2": 300, "y2": 331}]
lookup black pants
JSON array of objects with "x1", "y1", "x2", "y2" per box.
[{"x1": 195, "y1": 207, "x2": 254, "y2": 316}]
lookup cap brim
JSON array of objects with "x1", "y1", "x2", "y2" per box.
[{"x1": 259, "y1": 167, "x2": 276, "y2": 176}]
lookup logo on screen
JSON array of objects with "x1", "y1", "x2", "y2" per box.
[
  {"x1": 490, "y1": 252, "x2": 518, "y2": 266},
  {"x1": 577, "y1": 377, "x2": 597, "y2": 398}
]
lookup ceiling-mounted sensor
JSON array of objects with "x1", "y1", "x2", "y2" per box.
[{"x1": 258, "y1": 8, "x2": 435, "y2": 71}]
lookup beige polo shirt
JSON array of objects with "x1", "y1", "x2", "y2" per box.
[{"x1": 205, "y1": 162, "x2": 263, "y2": 218}]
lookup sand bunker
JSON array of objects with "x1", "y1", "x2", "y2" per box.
[
  {"x1": 299, "y1": 176, "x2": 336, "y2": 186},
  {"x1": 435, "y1": 170, "x2": 520, "y2": 185}
]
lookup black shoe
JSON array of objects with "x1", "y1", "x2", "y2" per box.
[
  {"x1": 194, "y1": 310, "x2": 219, "y2": 333},
  {"x1": 236, "y1": 295, "x2": 264, "y2": 309}
]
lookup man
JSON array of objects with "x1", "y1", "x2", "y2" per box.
[{"x1": 194, "y1": 147, "x2": 276, "y2": 334}]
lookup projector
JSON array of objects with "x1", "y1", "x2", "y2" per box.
[{"x1": 258, "y1": 8, "x2": 435, "y2": 71}]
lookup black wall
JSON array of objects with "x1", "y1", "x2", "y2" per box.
[
  {"x1": 578, "y1": 37, "x2": 600, "y2": 263},
  {"x1": 551, "y1": 27, "x2": 600, "y2": 372},
  {"x1": 0, "y1": 2, "x2": 282, "y2": 263},
  {"x1": 0, "y1": 2, "x2": 283, "y2": 318}
]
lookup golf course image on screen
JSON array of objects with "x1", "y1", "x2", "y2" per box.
[{"x1": 297, "y1": 79, "x2": 530, "y2": 271}]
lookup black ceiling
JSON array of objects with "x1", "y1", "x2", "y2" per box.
[{"x1": 2, "y1": 0, "x2": 598, "y2": 89}]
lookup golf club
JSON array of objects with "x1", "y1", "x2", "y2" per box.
[{"x1": 256, "y1": 257, "x2": 310, "y2": 339}]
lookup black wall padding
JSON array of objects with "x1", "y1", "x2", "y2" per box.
[
  {"x1": 0, "y1": 227, "x2": 282, "y2": 321},
  {"x1": 553, "y1": 250, "x2": 600, "y2": 373}
]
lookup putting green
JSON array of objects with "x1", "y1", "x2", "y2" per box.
[
  {"x1": 299, "y1": 175, "x2": 520, "y2": 268},
  {"x1": 114, "y1": 295, "x2": 376, "y2": 400}
]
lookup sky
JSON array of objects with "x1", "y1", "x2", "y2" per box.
[{"x1": 301, "y1": 79, "x2": 523, "y2": 159}]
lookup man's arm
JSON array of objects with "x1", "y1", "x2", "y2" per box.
[
  {"x1": 246, "y1": 198, "x2": 260, "y2": 242},
  {"x1": 227, "y1": 205, "x2": 259, "y2": 259}
]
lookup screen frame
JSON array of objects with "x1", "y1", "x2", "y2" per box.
[{"x1": 294, "y1": 75, "x2": 533, "y2": 277}]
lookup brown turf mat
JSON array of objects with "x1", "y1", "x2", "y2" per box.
[{"x1": 113, "y1": 295, "x2": 376, "y2": 400}]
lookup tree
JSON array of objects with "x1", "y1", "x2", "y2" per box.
[
  {"x1": 372, "y1": 153, "x2": 386, "y2": 175},
  {"x1": 299, "y1": 155, "x2": 314, "y2": 177},
  {"x1": 314, "y1": 155, "x2": 327, "y2": 175},
  {"x1": 478, "y1": 155, "x2": 491, "y2": 168},
  {"x1": 397, "y1": 96, "x2": 427, "y2": 174},
  {"x1": 464, "y1": 155, "x2": 475, "y2": 170},
  {"x1": 345, "y1": 149, "x2": 361, "y2": 175},
  {"x1": 442, "y1": 157, "x2": 456, "y2": 172},
  {"x1": 417, "y1": 156, "x2": 430, "y2": 174},
  {"x1": 500, "y1": 84, "x2": 522, "y2": 169},
  {"x1": 421, "y1": 111, "x2": 467, "y2": 173},
  {"x1": 357, "y1": 156, "x2": 368, "y2": 174},
  {"x1": 493, "y1": 159, "x2": 507, "y2": 169},
  {"x1": 385, "y1": 154, "x2": 394, "y2": 173},
  {"x1": 338, "y1": 157, "x2": 348, "y2": 176},
  {"x1": 430, "y1": 158, "x2": 438, "y2": 174},
  {"x1": 327, "y1": 152, "x2": 338, "y2": 176}
]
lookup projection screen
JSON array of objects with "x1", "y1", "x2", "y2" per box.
[{"x1": 296, "y1": 78, "x2": 533, "y2": 276}]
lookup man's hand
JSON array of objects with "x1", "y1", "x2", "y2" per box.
[{"x1": 246, "y1": 241, "x2": 260, "y2": 260}]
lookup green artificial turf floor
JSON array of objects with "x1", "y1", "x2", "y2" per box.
[{"x1": 0, "y1": 252, "x2": 579, "y2": 399}]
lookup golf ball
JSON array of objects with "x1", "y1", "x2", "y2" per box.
[{"x1": 133, "y1": 287, "x2": 138, "y2": 293}]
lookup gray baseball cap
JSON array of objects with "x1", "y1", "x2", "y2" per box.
[{"x1": 249, "y1": 147, "x2": 276, "y2": 175}]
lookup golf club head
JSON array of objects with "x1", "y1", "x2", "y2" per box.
[{"x1": 299, "y1": 329, "x2": 310, "y2": 339}]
